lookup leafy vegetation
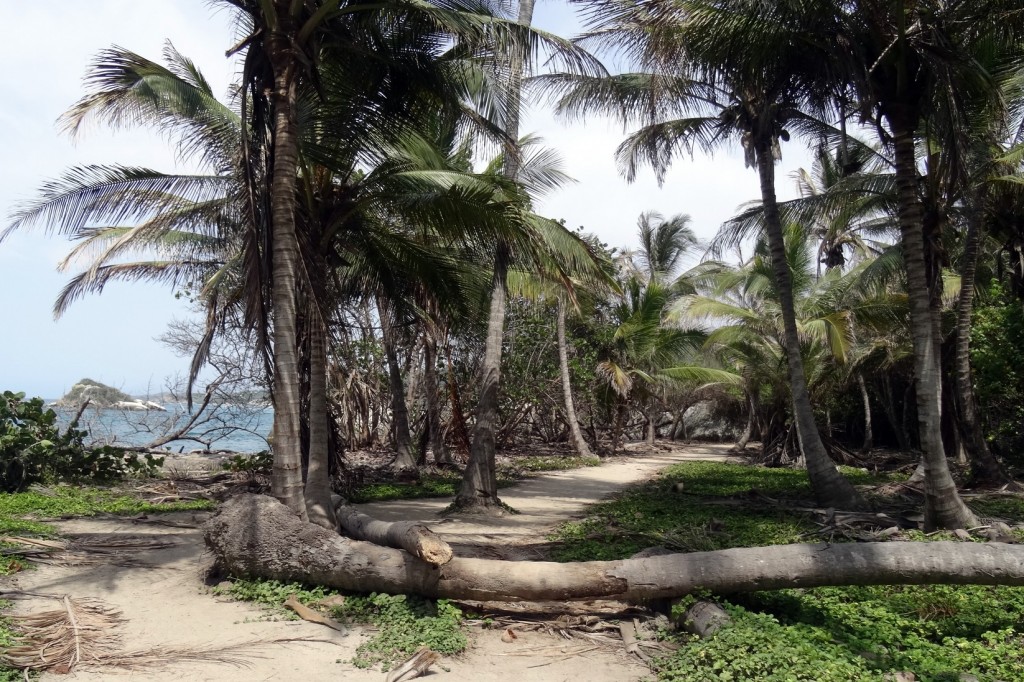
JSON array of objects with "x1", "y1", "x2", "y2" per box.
[
  {"x1": 1, "y1": 391, "x2": 162, "y2": 493},
  {"x1": 223, "y1": 579, "x2": 466, "y2": 671},
  {"x1": 971, "y1": 285, "x2": 1024, "y2": 468},
  {"x1": 548, "y1": 461, "x2": 1024, "y2": 681}
]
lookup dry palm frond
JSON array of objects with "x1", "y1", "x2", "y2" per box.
[
  {"x1": 0, "y1": 534, "x2": 178, "y2": 567},
  {"x1": 2, "y1": 594, "x2": 333, "y2": 674},
  {"x1": 1, "y1": 596, "x2": 124, "y2": 673}
]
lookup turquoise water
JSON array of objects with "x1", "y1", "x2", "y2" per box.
[{"x1": 52, "y1": 403, "x2": 273, "y2": 454}]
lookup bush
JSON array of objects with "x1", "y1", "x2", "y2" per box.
[
  {"x1": 0, "y1": 390, "x2": 161, "y2": 491},
  {"x1": 971, "y1": 284, "x2": 1024, "y2": 466}
]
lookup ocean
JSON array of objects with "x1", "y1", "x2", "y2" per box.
[{"x1": 51, "y1": 402, "x2": 273, "y2": 454}]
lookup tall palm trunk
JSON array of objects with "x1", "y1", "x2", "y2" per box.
[
  {"x1": 857, "y1": 373, "x2": 873, "y2": 453},
  {"x1": 736, "y1": 390, "x2": 756, "y2": 451},
  {"x1": 455, "y1": 0, "x2": 535, "y2": 510},
  {"x1": 754, "y1": 139, "x2": 864, "y2": 510},
  {"x1": 889, "y1": 115, "x2": 977, "y2": 529},
  {"x1": 267, "y1": 20, "x2": 306, "y2": 519},
  {"x1": 455, "y1": 248, "x2": 507, "y2": 507},
  {"x1": 305, "y1": 321, "x2": 337, "y2": 529},
  {"x1": 423, "y1": 332, "x2": 452, "y2": 465},
  {"x1": 378, "y1": 297, "x2": 416, "y2": 470},
  {"x1": 954, "y1": 207, "x2": 1009, "y2": 484},
  {"x1": 556, "y1": 298, "x2": 593, "y2": 457}
]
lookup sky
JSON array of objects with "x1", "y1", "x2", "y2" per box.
[{"x1": 0, "y1": 1, "x2": 812, "y2": 399}]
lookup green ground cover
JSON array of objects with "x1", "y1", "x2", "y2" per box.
[{"x1": 550, "y1": 461, "x2": 1024, "y2": 681}]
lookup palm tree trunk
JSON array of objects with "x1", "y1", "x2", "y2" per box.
[
  {"x1": 611, "y1": 399, "x2": 627, "y2": 454},
  {"x1": 455, "y1": 246, "x2": 508, "y2": 509},
  {"x1": 557, "y1": 298, "x2": 593, "y2": 458},
  {"x1": 754, "y1": 140, "x2": 864, "y2": 510},
  {"x1": 423, "y1": 332, "x2": 452, "y2": 466},
  {"x1": 890, "y1": 117, "x2": 977, "y2": 529},
  {"x1": 857, "y1": 373, "x2": 873, "y2": 453},
  {"x1": 444, "y1": 344, "x2": 471, "y2": 457},
  {"x1": 378, "y1": 298, "x2": 416, "y2": 471},
  {"x1": 454, "y1": 0, "x2": 535, "y2": 510},
  {"x1": 266, "y1": 22, "x2": 306, "y2": 519},
  {"x1": 305, "y1": 321, "x2": 337, "y2": 529},
  {"x1": 645, "y1": 406, "x2": 657, "y2": 445},
  {"x1": 954, "y1": 207, "x2": 1009, "y2": 484},
  {"x1": 736, "y1": 390, "x2": 756, "y2": 451}
]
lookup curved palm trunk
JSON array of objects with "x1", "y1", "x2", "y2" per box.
[
  {"x1": 267, "y1": 23, "x2": 306, "y2": 519},
  {"x1": 755, "y1": 140, "x2": 864, "y2": 510},
  {"x1": 423, "y1": 332, "x2": 452, "y2": 466},
  {"x1": 954, "y1": 208, "x2": 1009, "y2": 484},
  {"x1": 857, "y1": 373, "x2": 873, "y2": 453},
  {"x1": 305, "y1": 321, "x2": 337, "y2": 529},
  {"x1": 454, "y1": 0, "x2": 535, "y2": 510},
  {"x1": 735, "y1": 390, "x2": 756, "y2": 451},
  {"x1": 378, "y1": 298, "x2": 416, "y2": 471},
  {"x1": 890, "y1": 118, "x2": 977, "y2": 529},
  {"x1": 455, "y1": 248, "x2": 508, "y2": 508},
  {"x1": 557, "y1": 298, "x2": 593, "y2": 458}
]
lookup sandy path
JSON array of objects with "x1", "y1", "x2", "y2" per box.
[
  {"x1": 4, "y1": 443, "x2": 734, "y2": 681},
  {"x1": 360, "y1": 443, "x2": 737, "y2": 559}
]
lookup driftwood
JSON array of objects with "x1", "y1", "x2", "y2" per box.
[
  {"x1": 386, "y1": 647, "x2": 440, "y2": 682},
  {"x1": 334, "y1": 504, "x2": 453, "y2": 566},
  {"x1": 205, "y1": 495, "x2": 1024, "y2": 602}
]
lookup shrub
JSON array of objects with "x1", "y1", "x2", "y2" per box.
[{"x1": 0, "y1": 390, "x2": 161, "y2": 491}]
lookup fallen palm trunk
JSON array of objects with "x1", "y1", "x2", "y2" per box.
[
  {"x1": 205, "y1": 495, "x2": 1024, "y2": 602},
  {"x1": 334, "y1": 504, "x2": 453, "y2": 566}
]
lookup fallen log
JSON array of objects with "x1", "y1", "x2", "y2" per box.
[
  {"x1": 205, "y1": 494, "x2": 1024, "y2": 602},
  {"x1": 334, "y1": 504, "x2": 453, "y2": 566}
]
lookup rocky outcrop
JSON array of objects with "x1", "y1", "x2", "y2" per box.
[
  {"x1": 682, "y1": 401, "x2": 744, "y2": 441},
  {"x1": 56, "y1": 379, "x2": 164, "y2": 410}
]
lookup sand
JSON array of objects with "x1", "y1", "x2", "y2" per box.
[{"x1": 3, "y1": 443, "x2": 735, "y2": 681}]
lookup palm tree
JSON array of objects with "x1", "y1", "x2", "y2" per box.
[
  {"x1": 554, "y1": 0, "x2": 864, "y2": 508},
  {"x1": 680, "y1": 223, "x2": 875, "y2": 462},
  {"x1": 831, "y1": 0, "x2": 1024, "y2": 528}
]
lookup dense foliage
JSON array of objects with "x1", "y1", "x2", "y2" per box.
[
  {"x1": 0, "y1": 391, "x2": 162, "y2": 492},
  {"x1": 971, "y1": 284, "x2": 1024, "y2": 467}
]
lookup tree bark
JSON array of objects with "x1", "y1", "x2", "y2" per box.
[
  {"x1": 444, "y1": 344, "x2": 471, "y2": 458},
  {"x1": 889, "y1": 116, "x2": 977, "y2": 529},
  {"x1": 378, "y1": 297, "x2": 416, "y2": 471},
  {"x1": 454, "y1": 0, "x2": 535, "y2": 510},
  {"x1": 454, "y1": 246, "x2": 508, "y2": 510},
  {"x1": 754, "y1": 140, "x2": 865, "y2": 511},
  {"x1": 207, "y1": 495, "x2": 1024, "y2": 602},
  {"x1": 266, "y1": 17, "x2": 306, "y2": 519},
  {"x1": 645, "y1": 406, "x2": 657, "y2": 445},
  {"x1": 335, "y1": 504, "x2": 452, "y2": 566},
  {"x1": 735, "y1": 390, "x2": 756, "y2": 451},
  {"x1": 304, "y1": 321, "x2": 337, "y2": 530},
  {"x1": 953, "y1": 207, "x2": 1009, "y2": 484},
  {"x1": 857, "y1": 373, "x2": 873, "y2": 453},
  {"x1": 556, "y1": 298, "x2": 593, "y2": 458},
  {"x1": 423, "y1": 333, "x2": 452, "y2": 466}
]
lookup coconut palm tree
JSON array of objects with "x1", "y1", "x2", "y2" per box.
[
  {"x1": 830, "y1": 0, "x2": 1024, "y2": 527},
  {"x1": 553, "y1": 0, "x2": 864, "y2": 508}
]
